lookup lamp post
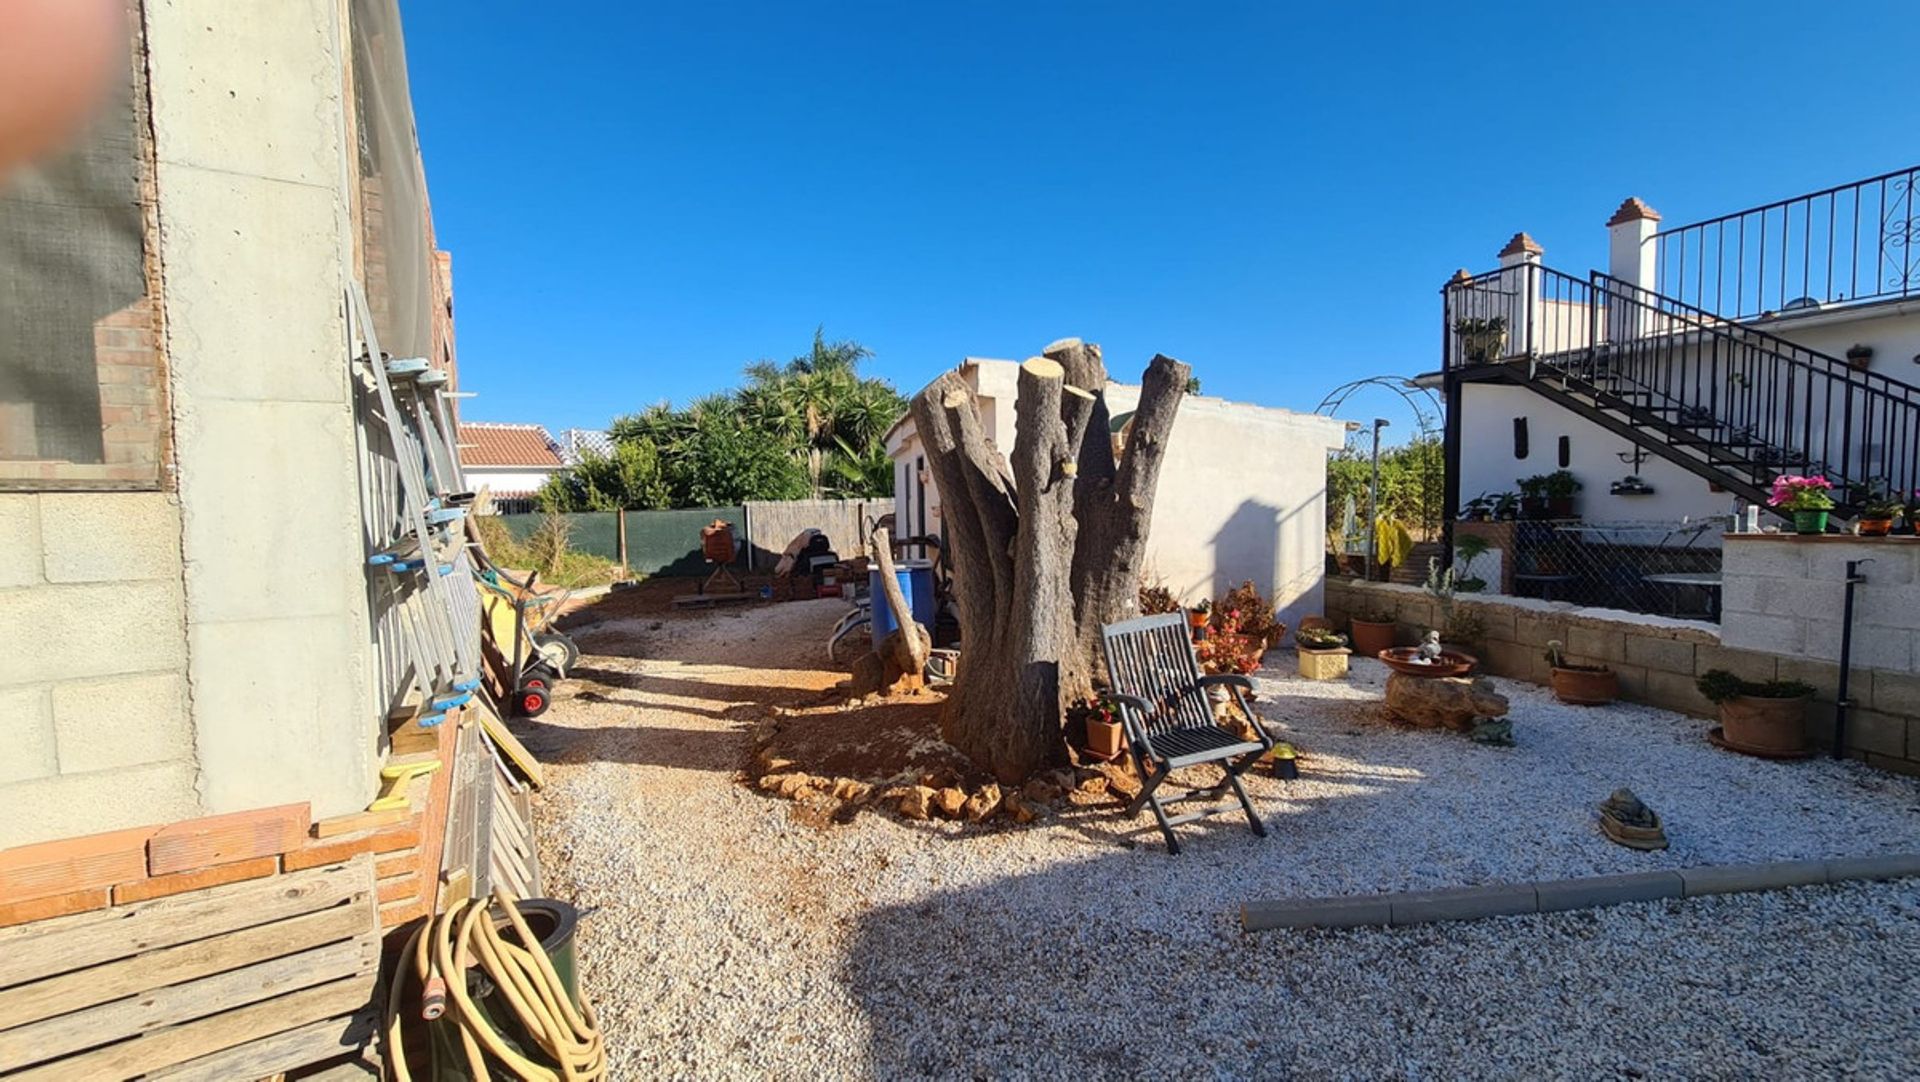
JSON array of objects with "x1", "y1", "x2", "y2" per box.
[{"x1": 1365, "y1": 418, "x2": 1390, "y2": 580}]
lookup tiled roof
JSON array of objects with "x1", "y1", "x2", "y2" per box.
[{"x1": 458, "y1": 423, "x2": 564, "y2": 468}]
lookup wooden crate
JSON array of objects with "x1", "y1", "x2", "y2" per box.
[{"x1": 0, "y1": 855, "x2": 380, "y2": 1080}]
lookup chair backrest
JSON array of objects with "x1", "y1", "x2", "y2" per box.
[{"x1": 1101, "y1": 612, "x2": 1217, "y2": 737}]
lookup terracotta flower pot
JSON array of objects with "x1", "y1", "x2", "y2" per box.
[
  {"x1": 1550, "y1": 665, "x2": 1617, "y2": 706},
  {"x1": 1085, "y1": 718, "x2": 1125, "y2": 761},
  {"x1": 1349, "y1": 619, "x2": 1397, "y2": 657},
  {"x1": 1858, "y1": 518, "x2": 1894, "y2": 537},
  {"x1": 1719, "y1": 693, "x2": 1810, "y2": 756}
]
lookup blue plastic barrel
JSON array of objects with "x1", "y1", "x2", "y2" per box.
[
  {"x1": 899, "y1": 559, "x2": 936, "y2": 630},
  {"x1": 868, "y1": 568, "x2": 915, "y2": 640}
]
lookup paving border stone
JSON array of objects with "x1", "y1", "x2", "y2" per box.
[{"x1": 1242, "y1": 853, "x2": 1920, "y2": 932}]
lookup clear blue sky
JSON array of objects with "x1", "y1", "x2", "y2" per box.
[{"x1": 404, "y1": 1, "x2": 1919, "y2": 443}]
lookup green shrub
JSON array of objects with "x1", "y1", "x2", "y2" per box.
[{"x1": 1696, "y1": 669, "x2": 1815, "y2": 704}]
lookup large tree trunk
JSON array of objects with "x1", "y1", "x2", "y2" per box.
[{"x1": 912, "y1": 342, "x2": 1189, "y2": 783}]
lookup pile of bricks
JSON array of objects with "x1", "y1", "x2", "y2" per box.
[{"x1": 0, "y1": 743, "x2": 453, "y2": 934}]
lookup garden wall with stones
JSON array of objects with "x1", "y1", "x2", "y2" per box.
[{"x1": 1324, "y1": 577, "x2": 1920, "y2": 778}]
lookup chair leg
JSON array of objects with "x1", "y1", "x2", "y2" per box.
[
  {"x1": 1125, "y1": 760, "x2": 1182, "y2": 854},
  {"x1": 1225, "y1": 753, "x2": 1267, "y2": 838}
]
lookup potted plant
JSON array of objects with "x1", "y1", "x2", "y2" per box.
[
  {"x1": 1542, "y1": 469, "x2": 1582, "y2": 518},
  {"x1": 1696, "y1": 670, "x2": 1815, "y2": 757},
  {"x1": 1187, "y1": 598, "x2": 1212, "y2": 636},
  {"x1": 1295, "y1": 626, "x2": 1351, "y2": 680},
  {"x1": 1076, "y1": 698, "x2": 1126, "y2": 761},
  {"x1": 1517, "y1": 475, "x2": 1550, "y2": 520},
  {"x1": 1846, "y1": 343, "x2": 1874, "y2": 371},
  {"x1": 1458, "y1": 494, "x2": 1493, "y2": 523},
  {"x1": 1453, "y1": 534, "x2": 1491, "y2": 593},
  {"x1": 1768, "y1": 474, "x2": 1835, "y2": 535},
  {"x1": 1454, "y1": 315, "x2": 1508, "y2": 364},
  {"x1": 1856, "y1": 490, "x2": 1902, "y2": 537},
  {"x1": 1545, "y1": 639, "x2": 1616, "y2": 706},
  {"x1": 1197, "y1": 608, "x2": 1266, "y2": 676},
  {"x1": 1217, "y1": 580, "x2": 1285, "y2": 650},
  {"x1": 1349, "y1": 606, "x2": 1398, "y2": 657}
]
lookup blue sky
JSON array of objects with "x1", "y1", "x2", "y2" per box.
[{"x1": 404, "y1": 1, "x2": 1919, "y2": 443}]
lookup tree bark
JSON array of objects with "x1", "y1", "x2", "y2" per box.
[{"x1": 912, "y1": 344, "x2": 1190, "y2": 783}]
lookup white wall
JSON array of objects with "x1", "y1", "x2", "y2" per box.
[
  {"x1": 466, "y1": 465, "x2": 558, "y2": 494},
  {"x1": 889, "y1": 360, "x2": 1347, "y2": 638},
  {"x1": 1456, "y1": 382, "x2": 1732, "y2": 523}
]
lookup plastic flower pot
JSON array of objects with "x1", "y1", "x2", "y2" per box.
[
  {"x1": 1793, "y1": 509, "x2": 1829, "y2": 534},
  {"x1": 1549, "y1": 664, "x2": 1617, "y2": 706}
]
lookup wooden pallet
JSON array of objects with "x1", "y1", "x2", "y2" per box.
[{"x1": 0, "y1": 855, "x2": 380, "y2": 1080}]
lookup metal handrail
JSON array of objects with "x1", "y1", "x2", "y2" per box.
[
  {"x1": 1647, "y1": 165, "x2": 1920, "y2": 320},
  {"x1": 1441, "y1": 264, "x2": 1920, "y2": 503}
]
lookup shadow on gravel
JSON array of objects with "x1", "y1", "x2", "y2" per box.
[{"x1": 506, "y1": 716, "x2": 746, "y2": 772}]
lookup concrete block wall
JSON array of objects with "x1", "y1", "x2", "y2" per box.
[
  {"x1": 0, "y1": 493, "x2": 201, "y2": 847},
  {"x1": 1721, "y1": 536, "x2": 1919, "y2": 674},
  {"x1": 1325, "y1": 577, "x2": 1920, "y2": 777}
]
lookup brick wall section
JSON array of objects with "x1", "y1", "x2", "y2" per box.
[
  {"x1": 0, "y1": 712, "x2": 459, "y2": 932},
  {"x1": 1325, "y1": 577, "x2": 1920, "y2": 777},
  {"x1": 0, "y1": 492, "x2": 200, "y2": 848}
]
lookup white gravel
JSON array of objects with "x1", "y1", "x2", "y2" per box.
[{"x1": 528, "y1": 600, "x2": 1920, "y2": 1078}]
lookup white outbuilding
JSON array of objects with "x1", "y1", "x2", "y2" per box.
[{"x1": 884, "y1": 358, "x2": 1348, "y2": 638}]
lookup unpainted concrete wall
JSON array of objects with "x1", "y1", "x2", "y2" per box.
[
  {"x1": 1722, "y1": 536, "x2": 1920, "y2": 674},
  {"x1": 148, "y1": 0, "x2": 376, "y2": 819}
]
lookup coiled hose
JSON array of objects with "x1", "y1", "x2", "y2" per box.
[{"x1": 385, "y1": 890, "x2": 605, "y2": 1081}]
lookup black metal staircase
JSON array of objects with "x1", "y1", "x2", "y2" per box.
[{"x1": 1444, "y1": 266, "x2": 1920, "y2": 515}]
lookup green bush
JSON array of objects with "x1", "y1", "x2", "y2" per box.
[{"x1": 1695, "y1": 669, "x2": 1815, "y2": 704}]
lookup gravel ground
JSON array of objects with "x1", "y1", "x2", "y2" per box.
[{"x1": 527, "y1": 598, "x2": 1920, "y2": 1078}]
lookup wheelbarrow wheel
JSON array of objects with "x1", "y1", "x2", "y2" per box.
[
  {"x1": 533, "y1": 631, "x2": 580, "y2": 674},
  {"x1": 515, "y1": 684, "x2": 551, "y2": 718}
]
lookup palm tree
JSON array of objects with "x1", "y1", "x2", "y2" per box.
[{"x1": 740, "y1": 328, "x2": 898, "y2": 497}]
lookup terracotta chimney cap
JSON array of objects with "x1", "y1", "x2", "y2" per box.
[
  {"x1": 1607, "y1": 197, "x2": 1662, "y2": 226},
  {"x1": 1498, "y1": 232, "x2": 1543, "y2": 258}
]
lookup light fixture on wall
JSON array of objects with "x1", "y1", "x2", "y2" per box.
[{"x1": 1610, "y1": 445, "x2": 1656, "y2": 496}]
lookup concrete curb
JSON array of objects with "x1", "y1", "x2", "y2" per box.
[{"x1": 1241, "y1": 853, "x2": 1920, "y2": 932}]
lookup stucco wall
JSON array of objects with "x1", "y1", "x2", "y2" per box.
[
  {"x1": 888, "y1": 360, "x2": 1346, "y2": 637},
  {"x1": 1456, "y1": 382, "x2": 1729, "y2": 523},
  {"x1": 465, "y1": 465, "x2": 558, "y2": 494}
]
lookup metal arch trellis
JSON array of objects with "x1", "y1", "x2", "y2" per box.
[{"x1": 1314, "y1": 376, "x2": 1444, "y2": 439}]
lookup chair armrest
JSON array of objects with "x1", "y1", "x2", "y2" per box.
[
  {"x1": 1197, "y1": 673, "x2": 1253, "y2": 690},
  {"x1": 1108, "y1": 692, "x2": 1154, "y2": 713}
]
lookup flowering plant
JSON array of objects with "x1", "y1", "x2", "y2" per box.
[
  {"x1": 1196, "y1": 608, "x2": 1265, "y2": 674},
  {"x1": 1768, "y1": 475, "x2": 1835, "y2": 512}
]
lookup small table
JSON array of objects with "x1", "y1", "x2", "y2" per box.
[{"x1": 1641, "y1": 572, "x2": 1722, "y2": 619}]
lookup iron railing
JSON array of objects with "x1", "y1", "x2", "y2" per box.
[
  {"x1": 1651, "y1": 165, "x2": 1920, "y2": 321},
  {"x1": 1442, "y1": 266, "x2": 1920, "y2": 506}
]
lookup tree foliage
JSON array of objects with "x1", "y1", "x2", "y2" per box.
[
  {"x1": 1326, "y1": 434, "x2": 1445, "y2": 542},
  {"x1": 540, "y1": 328, "x2": 906, "y2": 511}
]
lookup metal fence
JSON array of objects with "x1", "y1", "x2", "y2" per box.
[
  {"x1": 491, "y1": 498, "x2": 883, "y2": 577},
  {"x1": 1453, "y1": 518, "x2": 1729, "y2": 622}
]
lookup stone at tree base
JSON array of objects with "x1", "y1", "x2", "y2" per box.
[
  {"x1": 963, "y1": 784, "x2": 1003, "y2": 821},
  {"x1": 934, "y1": 787, "x2": 967, "y2": 818},
  {"x1": 1382, "y1": 672, "x2": 1509, "y2": 732},
  {"x1": 898, "y1": 786, "x2": 936, "y2": 820}
]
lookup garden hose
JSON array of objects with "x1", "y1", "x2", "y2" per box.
[{"x1": 385, "y1": 890, "x2": 605, "y2": 1081}]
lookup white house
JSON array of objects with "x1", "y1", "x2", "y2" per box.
[
  {"x1": 459, "y1": 421, "x2": 566, "y2": 511},
  {"x1": 884, "y1": 359, "x2": 1348, "y2": 635},
  {"x1": 1433, "y1": 166, "x2": 1920, "y2": 529}
]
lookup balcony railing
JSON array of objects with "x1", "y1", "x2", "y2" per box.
[{"x1": 1651, "y1": 165, "x2": 1920, "y2": 322}]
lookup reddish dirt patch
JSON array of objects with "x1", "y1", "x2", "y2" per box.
[{"x1": 756, "y1": 695, "x2": 985, "y2": 789}]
